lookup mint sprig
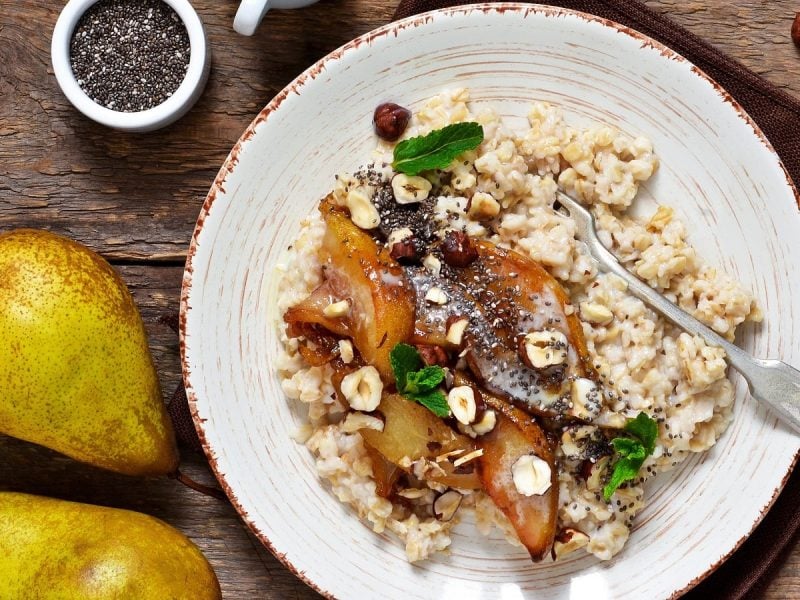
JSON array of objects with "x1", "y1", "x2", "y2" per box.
[
  {"x1": 389, "y1": 343, "x2": 450, "y2": 417},
  {"x1": 602, "y1": 413, "x2": 658, "y2": 502},
  {"x1": 392, "y1": 122, "x2": 484, "y2": 175}
]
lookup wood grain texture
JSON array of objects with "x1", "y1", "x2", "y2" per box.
[{"x1": 0, "y1": 0, "x2": 798, "y2": 598}]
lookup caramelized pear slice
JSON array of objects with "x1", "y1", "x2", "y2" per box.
[
  {"x1": 359, "y1": 393, "x2": 482, "y2": 490},
  {"x1": 285, "y1": 197, "x2": 416, "y2": 381},
  {"x1": 409, "y1": 237, "x2": 595, "y2": 417},
  {"x1": 363, "y1": 443, "x2": 401, "y2": 498},
  {"x1": 471, "y1": 240, "x2": 589, "y2": 364},
  {"x1": 477, "y1": 401, "x2": 558, "y2": 561}
]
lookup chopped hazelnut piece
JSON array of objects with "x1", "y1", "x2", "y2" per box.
[
  {"x1": 433, "y1": 490, "x2": 463, "y2": 522},
  {"x1": 584, "y1": 456, "x2": 611, "y2": 492},
  {"x1": 425, "y1": 286, "x2": 448, "y2": 305},
  {"x1": 470, "y1": 409, "x2": 496, "y2": 436},
  {"x1": 569, "y1": 377, "x2": 601, "y2": 421},
  {"x1": 580, "y1": 302, "x2": 613, "y2": 325},
  {"x1": 520, "y1": 329, "x2": 568, "y2": 370},
  {"x1": 446, "y1": 317, "x2": 469, "y2": 346},
  {"x1": 345, "y1": 188, "x2": 380, "y2": 229},
  {"x1": 416, "y1": 344, "x2": 449, "y2": 367},
  {"x1": 340, "y1": 411, "x2": 385, "y2": 433},
  {"x1": 422, "y1": 254, "x2": 442, "y2": 276},
  {"x1": 467, "y1": 192, "x2": 501, "y2": 221},
  {"x1": 323, "y1": 299, "x2": 350, "y2": 318},
  {"x1": 387, "y1": 227, "x2": 414, "y2": 247},
  {"x1": 553, "y1": 528, "x2": 589, "y2": 559},
  {"x1": 441, "y1": 230, "x2": 478, "y2": 267},
  {"x1": 452, "y1": 448, "x2": 483, "y2": 468},
  {"x1": 337, "y1": 339, "x2": 354, "y2": 364}
]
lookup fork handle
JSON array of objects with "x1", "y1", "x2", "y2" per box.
[{"x1": 588, "y1": 238, "x2": 800, "y2": 433}]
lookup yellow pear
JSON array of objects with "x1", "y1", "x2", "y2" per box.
[
  {"x1": 0, "y1": 492, "x2": 221, "y2": 599},
  {"x1": 0, "y1": 229, "x2": 178, "y2": 476}
]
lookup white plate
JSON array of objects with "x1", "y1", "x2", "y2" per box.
[{"x1": 181, "y1": 4, "x2": 800, "y2": 598}]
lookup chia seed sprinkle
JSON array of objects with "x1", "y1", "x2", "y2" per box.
[{"x1": 69, "y1": 0, "x2": 190, "y2": 112}]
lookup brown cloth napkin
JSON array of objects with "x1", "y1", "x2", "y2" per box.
[{"x1": 165, "y1": 2, "x2": 800, "y2": 597}]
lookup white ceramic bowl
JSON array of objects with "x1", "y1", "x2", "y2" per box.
[
  {"x1": 51, "y1": 0, "x2": 210, "y2": 132},
  {"x1": 181, "y1": 4, "x2": 800, "y2": 598}
]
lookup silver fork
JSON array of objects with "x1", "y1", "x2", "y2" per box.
[{"x1": 555, "y1": 190, "x2": 800, "y2": 434}]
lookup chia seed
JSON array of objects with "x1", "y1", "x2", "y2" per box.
[{"x1": 69, "y1": 0, "x2": 190, "y2": 112}]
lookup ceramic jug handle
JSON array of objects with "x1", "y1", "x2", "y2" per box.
[{"x1": 234, "y1": 0, "x2": 270, "y2": 35}]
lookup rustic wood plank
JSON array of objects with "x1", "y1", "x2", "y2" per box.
[
  {"x1": 0, "y1": 262, "x2": 318, "y2": 598},
  {"x1": 0, "y1": 0, "x2": 797, "y2": 260},
  {"x1": 1, "y1": 1, "x2": 799, "y2": 598},
  {"x1": 644, "y1": 1, "x2": 800, "y2": 96}
]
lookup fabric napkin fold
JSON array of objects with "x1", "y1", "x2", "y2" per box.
[{"x1": 167, "y1": 2, "x2": 800, "y2": 597}]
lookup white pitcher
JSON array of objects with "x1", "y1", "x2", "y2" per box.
[{"x1": 234, "y1": 0, "x2": 320, "y2": 35}]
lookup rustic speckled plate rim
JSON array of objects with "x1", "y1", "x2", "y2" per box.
[{"x1": 180, "y1": 4, "x2": 800, "y2": 599}]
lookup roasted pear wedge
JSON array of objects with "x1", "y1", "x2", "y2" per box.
[
  {"x1": 363, "y1": 443, "x2": 402, "y2": 498},
  {"x1": 477, "y1": 397, "x2": 558, "y2": 561},
  {"x1": 451, "y1": 370, "x2": 558, "y2": 559},
  {"x1": 285, "y1": 197, "x2": 416, "y2": 381},
  {"x1": 409, "y1": 237, "x2": 595, "y2": 418},
  {"x1": 359, "y1": 393, "x2": 482, "y2": 490}
]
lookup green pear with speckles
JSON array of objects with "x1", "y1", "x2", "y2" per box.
[
  {"x1": 0, "y1": 229, "x2": 179, "y2": 476},
  {"x1": 0, "y1": 492, "x2": 222, "y2": 599}
]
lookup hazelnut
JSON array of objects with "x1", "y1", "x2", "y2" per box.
[
  {"x1": 340, "y1": 411, "x2": 385, "y2": 433},
  {"x1": 387, "y1": 227, "x2": 417, "y2": 263},
  {"x1": 511, "y1": 454, "x2": 552, "y2": 496},
  {"x1": 373, "y1": 102, "x2": 411, "y2": 141},
  {"x1": 425, "y1": 286, "x2": 448, "y2": 305},
  {"x1": 568, "y1": 377, "x2": 602, "y2": 421},
  {"x1": 441, "y1": 230, "x2": 478, "y2": 267},
  {"x1": 415, "y1": 344, "x2": 449, "y2": 367},
  {"x1": 345, "y1": 188, "x2": 380, "y2": 230},
  {"x1": 519, "y1": 329, "x2": 568, "y2": 370},
  {"x1": 793, "y1": 13, "x2": 800, "y2": 47},
  {"x1": 580, "y1": 302, "x2": 614, "y2": 325},
  {"x1": 445, "y1": 316, "x2": 469, "y2": 347},
  {"x1": 323, "y1": 299, "x2": 351, "y2": 318},
  {"x1": 452, "y1": 448, "x2": 483, "y2": 468},
  {"x1": 552, "y1": 528, "x2": 590, "y2": 559},
  {"x1": 422, "y1": 254, "x2": 442, "y2": 276},
  {"x1": 433, "y1": 490, "x2": 462, "y2": 522},
  {"x1": 391, "y1": 174, "x2": 432, "y2": 204},
  {"x1": 467, "y1": 192, "x2": 501, "y2": 221},
  {"x1": 340, "y1": 366, "x2": 383, "y2": 412},
  {"x1": 582, "y1": 455, "x2": 611, "y2": 492},
  {"x1": 337, "y1": 339, "x2": 354, "y2": 364},
  {"x1": 390, "y1": 239, "x2": 418, "y2": 263},
  {"x1": 469, "y1": 409, "x2": 496, "y2": 436},
  {"x1": 447, "y1": 385, "x2": 477, "y2": 424}
]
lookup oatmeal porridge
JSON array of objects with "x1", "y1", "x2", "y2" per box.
[{"x1": 275, "y1": 89, "x2": 761, "y2": 563}]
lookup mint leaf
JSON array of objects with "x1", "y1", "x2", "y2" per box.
[
  {"x1": 602, "y1": 412, "x2": 658, "y2": 502},
  {"x1": 611, "y1": 437, "x2": 646, "y2": 461},
  {"x1": 390, "y1": 343, "x2": 421, "y2": 390},
  {"x1": 405, "y1": 366, "x2": 445, "y2": 394},
  {"x1": 410, "y1": 389, "x2": 450, "y2": 418},
  {"x1": 624, "y1": 412, "x2": 658, "y2": 455},
  {"x1": 392, "y1": 122, "x2": 484, "y2": 175},
  {"x1": 603, "y1": 456, "x2": 642, "y2": 501},
  {"x1": 389, "y1": 344, "x2": 450, "y2": 418}
]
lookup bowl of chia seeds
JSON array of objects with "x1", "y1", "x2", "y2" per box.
[{"x1": 51, "y1": 0, "x2": 210, "y2": 132}]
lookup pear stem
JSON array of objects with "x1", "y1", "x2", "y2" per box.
[{"x1": 170, "y1": 469, "x2": 228, "y2": 502}]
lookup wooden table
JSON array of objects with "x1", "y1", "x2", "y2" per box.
[{"x1": 1, "y1": 1, "x2": 798, "y2": 597}]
